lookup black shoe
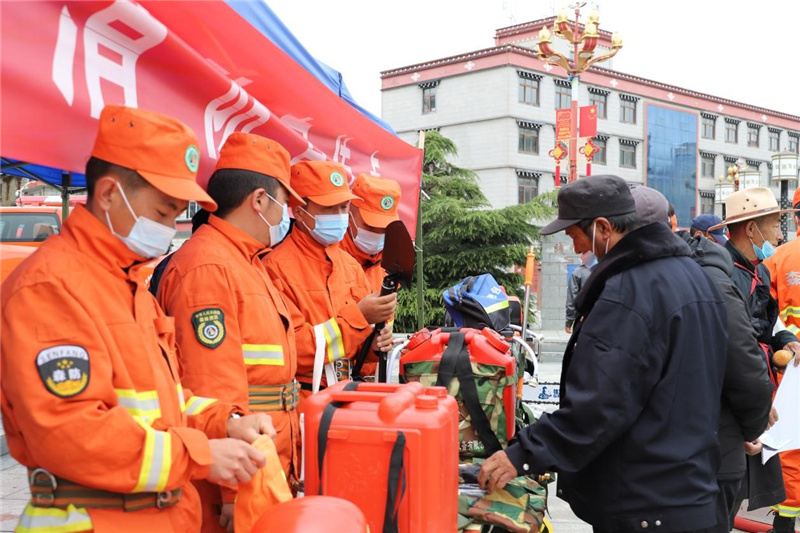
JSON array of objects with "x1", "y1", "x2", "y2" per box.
[{"x1": 772, "y1": 513, "x2": 795, "y2": 533}]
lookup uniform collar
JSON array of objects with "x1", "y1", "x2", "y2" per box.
[
  {"x1": 340, "y1": 233, "x2": 381, "y2": 268},
  {"x1": 61, "y1": 205, "x2": 147, "y2": 278},
  {"x1": 207, "y1": 215, "x2": 269, "y2": 261}
]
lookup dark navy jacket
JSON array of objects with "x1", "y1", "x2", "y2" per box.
[{"x1": 506, "y1": 223, "x2": 728, "y2": 532}]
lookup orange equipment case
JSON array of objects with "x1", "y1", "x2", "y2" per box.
[{"x1": 303, "y1": 380, "x2": 459, "y2": 533}]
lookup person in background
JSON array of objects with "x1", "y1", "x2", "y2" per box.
[
  {"x1": 714, "y1": 187, "x2": 800, "y2": 533},
  {"x1": 668, "y1": 202, "x2": 678, "y2": 231},
  {"x1": 564, "y1": 251, "x2": 595, "y2": 334},
  {"x1": 691, "y1": 213, "x2": 729, "y2": 245}
]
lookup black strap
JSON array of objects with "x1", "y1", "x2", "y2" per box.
[
  {"x1": 436, "y1": 331, "x2": 503, "y2": 456},
  {"x1": 317, "y1": 402, "x2": 340, "y2": 495},
  {"x1": 383, "y1": 431, "x2": 406, "y2": 533}
]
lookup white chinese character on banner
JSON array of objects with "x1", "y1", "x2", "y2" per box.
[
  {"x1": 204, "y1": 78, "x2": 271, "y2": 159},
  {"x1": 281, "y1": 115, "x2": 326, "y2": 165},
  {"x1": 52, "y1": 1, "x2": 168, "y2": 118},
  {"x1": 334, "y1": 136, "x2": 353, "y2": 179},
  {"x1": 369, "y1": 151, "x2": 382, "y2": 177}
]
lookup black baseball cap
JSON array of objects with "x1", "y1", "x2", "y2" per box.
[{"x1": 540, "y1": 175, "x2": 636, "y2": 235}]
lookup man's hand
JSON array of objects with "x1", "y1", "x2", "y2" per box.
[
  {"x1": 219, "y1": 503, "x2": 234, "y2": 533},
  {"x1": 478, "y1": 450, "x2": 518, "y2": 493},
  {"x1": 227, "y1": 413, "x2": 276, "y2": 444},
  {"x1": 357, "y1": 292, "x2": 397, "y2": 324},
  {"x1": 371, "y1": 325, "x2": 393, "y2": 352},
  {"x1": 207, "y1": 438, "x2": 265, "y2": 488},
  {"x1": 564, "y1": 326, "x2": 572, "y2": 334},
  {"x1": 768, "y1": 406, "x2": 779, "y2": 430},
  {"x1": 745, "y1": 439, "x2": 763, "y2": 456},
  {"x1": 784, "y1": 341, "x2": 800, "y2": 366}
]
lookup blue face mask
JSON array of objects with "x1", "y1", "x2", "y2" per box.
[
  {"x1": 301, "y1": 208, "x2": 348, "y2": 246},
  {"x1": 258, "y1": 194, "x2": 290, "y2": 247},
  {"x1": 752, "y1": 225, "x2": 776, "y2": 260}
]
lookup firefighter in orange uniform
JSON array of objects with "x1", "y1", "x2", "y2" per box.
[
  {"x1": 158, "y1": 133, "x2": 303, "y2": 532},
  {"x1": 0, "y1": 106, "x2": 275, "y2": 533},
  {"x1": 763, "y1": 187, "x2": 800, "y2": 527},
  {"x1": 340, "y1": 174, "x2": 402, "y2": 379},
  {"x1": 263, "y1": 161, "x2": 397, "y2": 401}
]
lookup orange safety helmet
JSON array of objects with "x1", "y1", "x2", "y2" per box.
[{"x1": 249, "y1": 496, "x2": 369, "y2": 533}]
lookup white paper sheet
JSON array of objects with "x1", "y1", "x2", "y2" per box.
[{"x1": 762, "y1": 361, "x2": 800, "y2": 464}]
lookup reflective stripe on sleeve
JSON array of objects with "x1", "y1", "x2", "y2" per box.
[
  {"x1": 17, "y1": 503, "x2": 92, "y2": 533},
  {"x1": 115, "y1": 388, "x2": 161, "y2": 424},
  {"x1": 184, "y1": 396, "x2": 217, "y2": 415},
  {"x1": 321, "y1": 319, "x2": 344, "y2": 363},
  {"x1": 242, "y1": 344, "x2": 284, "y2": 366},
  {"x1": 132, "y1": 419, "x2": 171, "y2": 493},
  {"x1": 176, "y1": 384, "x2": 187, "y2": 412}
]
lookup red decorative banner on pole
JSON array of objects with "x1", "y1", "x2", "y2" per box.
[
  {"x1": 549, "y1": 141, "x2": 568, "y2": 187},
  {"x1": 579, "y1": 105, "x2": 597, "y2": 138},
  {"x1": 556, "y1": 109, "x2": 572, "y2": 141},
  {"x1": 580, "y1": 138, "x2": 597, "y2": 177}
]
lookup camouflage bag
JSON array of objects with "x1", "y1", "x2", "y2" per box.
[
  {"x1": 457, "y1": 463, "x2": 550, "y2": 533},
  {"x1": 402, "y1": 328, "x2": 516, "y2": 458}
]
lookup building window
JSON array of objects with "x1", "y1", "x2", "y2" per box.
[
  {"x1": 769, "y1": 129, "x2": 781, "y2": 152},
  {"x1": 593, "y1": 137, "x2": 607, "y2": 165},
  {"x1": 518, "y1": 126, "x2": 539, "y2": 154},
  {"x1": 518, "y1": 77, "x2": 540, "y2": 106},
  {"x1": 517, "y1": 174, "x2": 539, "y2": 203},
  {"x1": 555, "y1": 84, "x2": 571, "y2": 110},
  {"x1": 725, "y1": 121, "x2": 738, "y2": 143},
  {"x1": 701, "y1": 154, "x2": 715, "y2": 178},
  {"x1": 422, "y1": 86, "x2": 436, "y2": 114},
  {"x1": 589, "y1": 92, "x2": 607, "y2": 119},
  {"x1": 747, "y1": 124, "x2": 760, "y2": 147},
  {"x1": 699, "y1": 192, "x2": 714, "y2": 214},
  {"x1": 701, "y1": 116, "x2": 716, "y2": 139},
  {"x1": 620, "y1": 99, "x2": 636, "y2": 124},
  {"x1": 790, "y1": 134, "x2": 799, "y2": 154},
  {"x1": 620, "y1": 142, "x2": 636, "y2": 168}
]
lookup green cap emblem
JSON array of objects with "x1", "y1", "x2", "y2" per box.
[
  {"x1": 330, "y1": 172, "x2": 345, "y2": 187},
  {"x1": 185, "y1": 145, "x2": 200, "y2": 173},
  {"x1": 380, "y1": 196, "x2": 395, "y2": 210}
]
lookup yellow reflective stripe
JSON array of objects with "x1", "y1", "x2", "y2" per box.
[
  {"x1": 322, "y1": 319, "x2": 344, "y2": 363},
  {"x1": 242, "y1": 344, "x2": 284, "y2": 366},
  {"x1": 185, "y1": 396, "x2": 217, "y2": 415},
  {"x1": 176, "y1": 384, "x2": 186, "y2": 412},
  {"x1": 772, "y1": 504, "x2": 800, "y2": 517},
  {"x1": 781, "y1": 306, "x2": 800, "y2": 318},
  {"x1": 484, "y1": 300, "x2": 510, "y2": 314},
  {"x1": 17, "y1": 503, "x2": 92, "y2": 533},
  {"x1": 114, "y1": 388, "x2": 161, "y2": 423},
  {"x1": 132, "y1": 419, "x2": 170, "y2": 493}
]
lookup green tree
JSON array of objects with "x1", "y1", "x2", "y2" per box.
[{"x1": 394, "y1": 131, "x2": 556, "y2": 332}]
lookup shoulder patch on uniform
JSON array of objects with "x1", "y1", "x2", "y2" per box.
[
  {"x1": 36, "y1": 345, "x2": 90, "y2": 398},
  {"x1": 191, "y1": 308, "x2": 226, "y2": 349}
]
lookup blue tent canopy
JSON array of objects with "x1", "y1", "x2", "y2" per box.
[{"x1": 2, "y1": 1, "x2": 391, "y2": 189}]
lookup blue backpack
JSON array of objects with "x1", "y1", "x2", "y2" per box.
[{"x1": 442, "y1": 274, "x2": 511, "y2": 332}]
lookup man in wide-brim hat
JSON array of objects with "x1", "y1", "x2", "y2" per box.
[{"x1": 715, "y1": 187, "x2": 800, "y2": 532}]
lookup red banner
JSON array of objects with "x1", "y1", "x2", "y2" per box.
[
  {"x1": 579, "y1": 105, "x2": 598, "y2": 138},
  {"x1": 0, "y1": 1, "x2": 423, "y2": 232},
  {"x1": 556, "y1": 109, "x2": 571, "y2": 141}
]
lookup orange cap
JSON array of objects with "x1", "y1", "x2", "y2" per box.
[
  {"x1": 214, "y1": 133, "x2": 305, "y2": 205},
  {"x1": 350, "y1": 174, "x2": 401, "y2": 228},
  {"x1": 91, "y1": 105, "x2": 217, "y2": 211},
  {"x1": 793, "y1": 187, "x2": 800, "y2": 209},
  {"x1": 289, "y1": 161, "x2": 360, "y2": 207}
]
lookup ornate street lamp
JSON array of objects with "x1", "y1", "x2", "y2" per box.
[
  {"x1": 715, "y1": 173, "x2": 735, "y2": 219},
  {"x1": 536, "y1": 3, "x2": 622, "y2": 183}
]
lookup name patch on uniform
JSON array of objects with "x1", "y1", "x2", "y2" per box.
[
  {"x1": 36, "y1": 345, "x2": 90, "y2": 398},
  {"x1": 192, "y1": 308, "x2": 226, "y2": 348}
]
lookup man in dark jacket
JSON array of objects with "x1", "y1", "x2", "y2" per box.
[
  {"x1": 480, "y1": 176, "x2": 728, "y2": 533},
  {"x1": 565, "y1": 251, "x2": 595, "y2": 333},
  {"x1": 715, "y1": 187, "x2": 800, "y2": 532}
]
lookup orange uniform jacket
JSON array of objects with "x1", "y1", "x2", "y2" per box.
[
  {"x1": 263, "y1": 229, "x2": 371, "y2": 399},
  {"x1": 765, "y1": 235, "x2": 800, "y2": 335},
  {"x1": 158, "y1": 216, "x2": 299, "y2": 500},
  {"x1": 0, "y1": 206, "x2": 235, "y2": 533}
]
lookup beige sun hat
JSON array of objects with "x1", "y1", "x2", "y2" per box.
[{"x1": 709, "y1": 187, "x2": 797, "y2": 230}]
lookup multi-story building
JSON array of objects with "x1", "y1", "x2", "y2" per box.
[{"x1": 380, "y1": 17, "x2": 800, "y2": 330}]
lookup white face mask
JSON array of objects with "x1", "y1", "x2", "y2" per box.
[
  {"x1": 354, "y1": 226, "x2": 386, "y2": 256},
  {"x1": 106, "y1": 182, "x2": 176, "y2": 259},
  {"x1": 258, "y1": 194, "x2": 290, "y2": 247}
]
